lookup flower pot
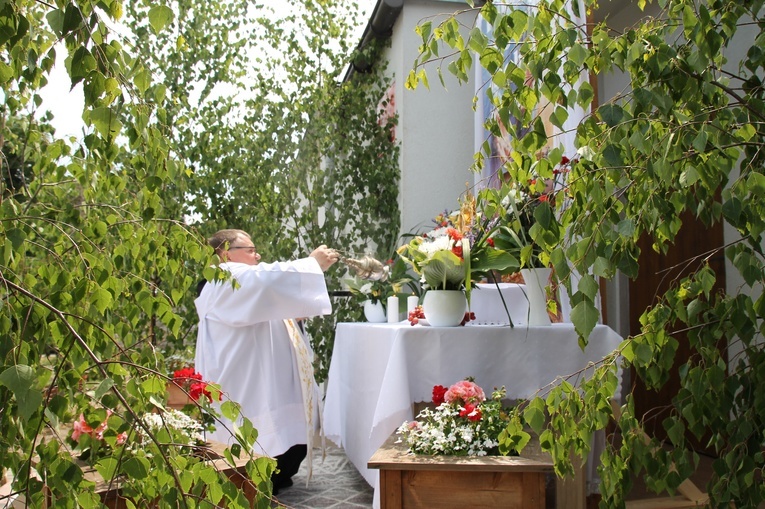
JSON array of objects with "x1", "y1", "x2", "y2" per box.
[
  {"x1": 167, "y1": 382, "x2": 194, "y2": 409},
  {"x1": 363, "y1": 300, "x2": 387, "y2": 323},
  {"x1": 520, "y1": 268, "x2": 552, "y2": 326},
  {"x1": 422, "y1": 290, "x2": 467, "y2": 327}
]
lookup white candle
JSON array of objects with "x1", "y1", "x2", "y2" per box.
[
  {"x1": 387, "y1": 296, "x2": 399, "y2": 323},
  {"x1": 407, "y1": 295, "x2": 419, "y2": 315}
]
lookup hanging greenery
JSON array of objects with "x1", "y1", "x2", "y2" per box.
[
  {"x1": 0, "y1": 0, "x2": 399, "y2": 505},
  {"x1": 407, "y1": 0, "x2": 765, "y2": 505}
]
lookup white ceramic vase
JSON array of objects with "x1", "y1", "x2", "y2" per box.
[
  {"x1": 363, "y1": 300, "x2": 387, "y2": 323},
  {"x1": 422, "y1": 290, "x2": 468, "y2": 327},
  {"x1": 520, "y1": 268, "x2": 552, "y2": 326}
]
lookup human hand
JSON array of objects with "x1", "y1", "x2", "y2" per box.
[{"x1": 310, "y1": 245, "x2": 340, "y2": 272}]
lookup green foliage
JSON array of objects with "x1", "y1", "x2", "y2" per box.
[
  {"x1": 1, "y1": 0, "x2": 392, "y2": 505},
  {"x1": 409, "y1": 0, "x2": 765, "y2": 505},
  {"x1": 123, "y1": 0, "x2": 401, "y2": 382}
]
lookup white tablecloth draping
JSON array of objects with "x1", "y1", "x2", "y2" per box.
[{"x1": 322, "y1": 322, "x2": 623, "y2": 507}]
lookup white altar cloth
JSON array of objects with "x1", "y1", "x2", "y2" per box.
[{"x1": 322, "y1": 322, "x2": 623, "y2": 507}]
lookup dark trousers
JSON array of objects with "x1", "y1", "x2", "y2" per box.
[{"x1": 272, "y1": 444, "x2": 307, "y2": 488}]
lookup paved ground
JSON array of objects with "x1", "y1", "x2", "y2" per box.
[{"x1": 271, "y1": 444, "x2": 374, "y2": 509}]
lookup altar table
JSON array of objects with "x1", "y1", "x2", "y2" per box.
[{"x1": 322, "y1": 322, "x2": 623, "y2": 509}]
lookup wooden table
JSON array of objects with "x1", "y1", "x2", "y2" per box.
[{"x1": 369, "y1": 433, "x2": 553, "y2": 509}]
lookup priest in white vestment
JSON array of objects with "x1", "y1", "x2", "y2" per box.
[{"x1": 194, "y1": 229, "x2": 339, "y2": 493}]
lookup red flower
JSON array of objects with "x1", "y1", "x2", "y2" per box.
[
  {"x1": 560, "y1": 156, "x2": 570, "y2": 165},
  {"x1": 451, "y1": 244, "x2": 463, "y2": 259},
  {"x1": 432, "y1": 385, "x2": 448, "y2": 405},
  {"x1": 190, "y1": 381, "x2": 220, "y2": 402},
  {"x1": 459, "y1": 403, "x2": 482, "y2": 421},
  {"x1": 486, "y1": 238, "x2": 495, "y2": 247},
  {"x1": 446, "y1": 227, "x2": 462, "y2": 241},
  {"x1": 539, "y1": 195, "x2": 548, "y2": 202}
]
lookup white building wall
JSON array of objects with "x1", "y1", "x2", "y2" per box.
[{"x1": 382, "y1": 0, "x2": 478, "y2": 236}]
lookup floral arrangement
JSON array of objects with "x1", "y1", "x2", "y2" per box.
[
  {"x1": 397, "y1": 190, "x2": 519, "y2": 300},
  {"x1": 497, "y1": 152, "x2": 572, "y2": 269},
  {"x1": 396, "y1": 378, "x2": 524, "y2": 456},
  {"x1": 134, "y1": 408, "x2": 206, "y2": 449}
]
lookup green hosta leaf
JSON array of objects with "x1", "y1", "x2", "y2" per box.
[
  {"x1": 0, "y1": 365, "x2": 42, "y2": 422},
  {"x1": 422, "y1": 250, "x2": 465, "y2": 290},
  {"x1": 148, "y1": 5, "x2": 174, "y2": 34}
]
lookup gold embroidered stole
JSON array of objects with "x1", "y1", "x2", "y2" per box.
[{"x1": 283, "y1": 319, "x2": 322, "y2": 482}]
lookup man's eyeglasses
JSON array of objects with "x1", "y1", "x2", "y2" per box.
[{"x1": 228, "y1": 246, "x2": 258, "y2": 254}]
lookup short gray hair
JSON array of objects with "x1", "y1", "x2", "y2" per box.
[{"x1": 208, "y1": 229, "x2": 250, "y2": 255}]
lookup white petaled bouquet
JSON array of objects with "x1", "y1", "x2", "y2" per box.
[
  {"x1": 396, "y1": 378, "x2": 526, "y2": 456},
  {"x1": 135, "y1": 408, "x2": 206, "y2": 451}
]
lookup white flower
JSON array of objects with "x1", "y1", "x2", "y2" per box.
[
  {"x1": 417, "y1": 234, "x2": 453, "y2": 256},
  {"x1": 136, "y1": 409, "x2": 205, "y2": 446}
]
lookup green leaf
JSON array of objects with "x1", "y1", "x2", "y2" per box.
[
  {"x1": 6, "y1": 228, "x2": 25, "y2": 250},
  {"x1": 0, "y1": 61, "x2": 13, "y2": 83},
  {"x1": 599, "y1": 104, "x2": 624, "y2": 128},
  {"x1": 70, "y1": 47, "x2": 97, "y2": 87},
  {"x1": 221, "y1": 400, "x2": 240, "y2": 421},
  {"x1": 62, "y1": 2, "x2": 83, "y2": 36},
  {"x1": 122, "y1": 457, "x2": 150, "y2": 480},
  {"x1": 570, "y1": 299, "x2": 598, "y2": 339},
  {"x1": 0, "y1": 4, "x2": 17, "y2": 47},
  {"x1": 578, "y1": 274, "x2": 600, "y2": 300},
  {"x1": 0, "y1": 365, "x2": 42, "y2": 422},
  {"x1": 523, "y1": 399, "x2": 546, "y2": 433},
  {"x1": 95, "y1": 457, "x2": 119, "y2": 483},
  {"x1": 569, "y1": 43, "x2": 588, "y2": 66},
  {"x1": 95, "y1": 378, "x2": 115, "y2": 401},
  {"x1": 90, "y1": 107, "x2": 123, "y2": 138},
  {"x1": 148, "y1": 6, "x2": 174, "y2": 34}
]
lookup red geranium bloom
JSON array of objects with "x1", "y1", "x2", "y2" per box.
[
  {"x1": 432, "y1": 385, "x2": 447, "y2": 405},
  {"x1": 190, "y1": 381, "x2": 221, "y2": 402},
  {"x1": 173, "y1": 367, "x2": 197, "y2": 380}
]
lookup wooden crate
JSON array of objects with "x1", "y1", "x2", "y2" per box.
[{"x1": 368, "y1": 433, "x2": 554, "y2": 509}]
